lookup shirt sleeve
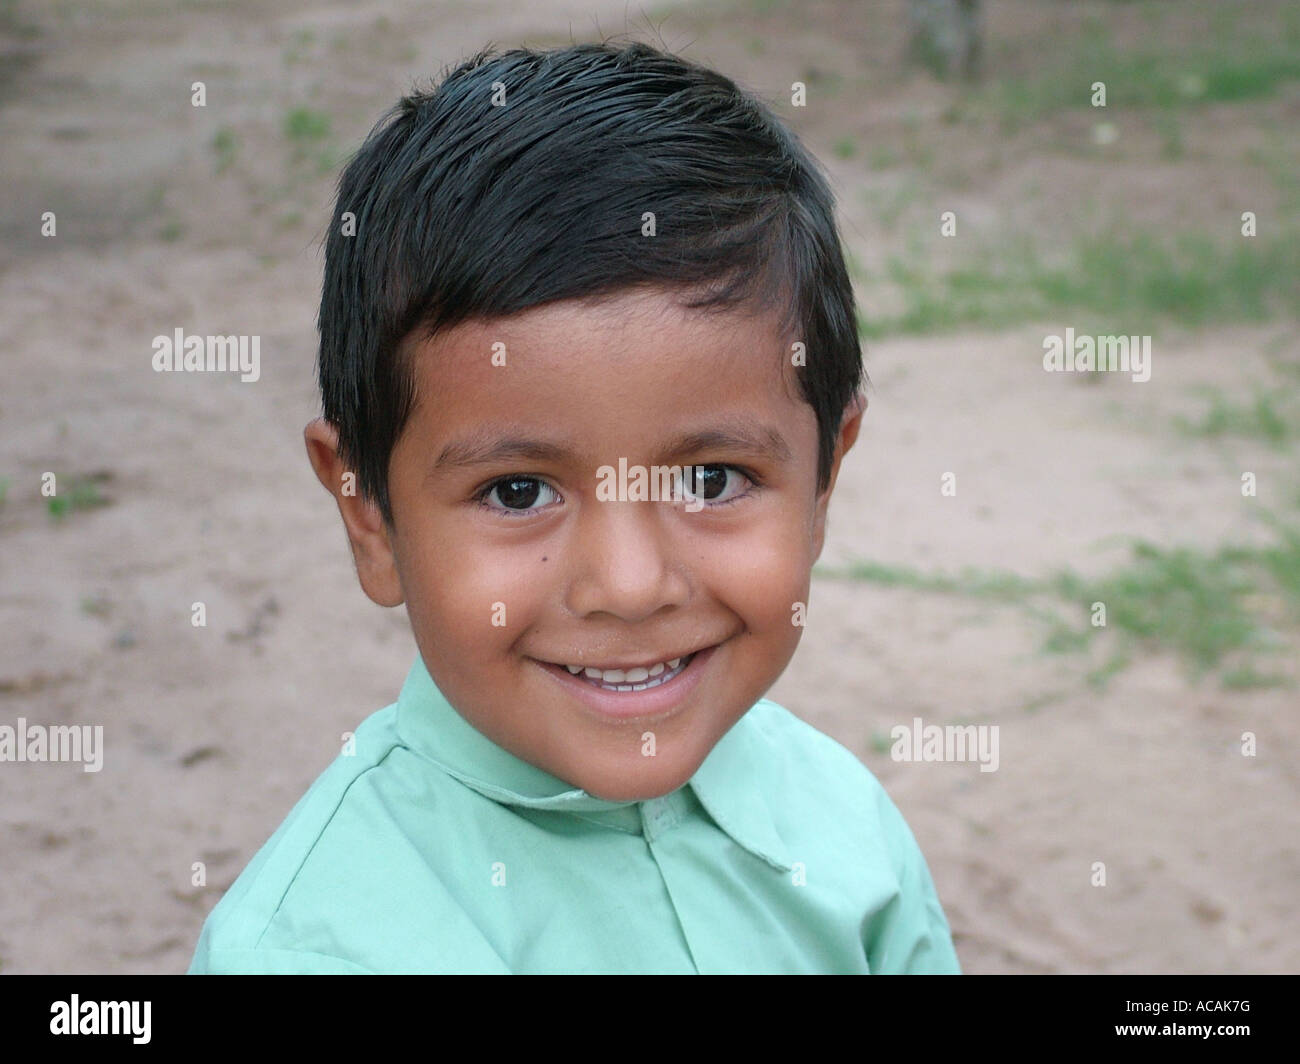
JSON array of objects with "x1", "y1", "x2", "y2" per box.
[{"x1": 863, "y1": 786, "x2": 962, "y2": 974}]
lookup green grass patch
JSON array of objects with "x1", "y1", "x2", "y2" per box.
[
  {"x1": 860, "y1": 223, "x2": 1300, "y2": 339},
  {"x1": 211, "y1": 126, "x2": 238, "y2": 173},
  {"x1": 284, "y1": 107, "x2": 331, "y2": 143},
  {"x1": 833, "y1": 559, "x2": 1040, "y2": 600},
  {"x1": 1221, "y1": 663, "x2": 1293, "y2": 690},
  {"x1": 983, "y1": 16, "x2": 1300, "y2": 128},
  {"x1": 868, "y1": 730, "x2": 894, "y2": 755},
  {"x1": 1049, "y1": 543, "x2": 1266, "y2": 672},
  {"x1": 1175, "y1": 387, "x2": 1296, "y2": 447},
  {"x1": 868, "y1": 145, "x2": 900, "y2": 171},
  {"x1": 47, "y1": 474, "x2": 110, "y2": 521},
  {"x1": 80, "y1": 594, "x2": 112, "y2": 619},
  {"x1": 282, "y1": 107, "x2": 340, "y2": 179},
  {"x1": 818, "y1": 517, "x2": 1300, "y2": 688}
]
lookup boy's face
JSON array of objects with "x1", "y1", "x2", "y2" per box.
[{"x1": 309, "y1": 287, "x2": 861, "y2": 801}]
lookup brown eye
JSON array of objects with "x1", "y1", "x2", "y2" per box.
[
  {"x1": 693, "y1": 466, "x2": 729, "y2": 500},
  {"x1": 485, "y1": 477, "x2": 557, "y2": 512},
  {"x1": 680, "y1": 465, "x2": 751, "y2": 504}
]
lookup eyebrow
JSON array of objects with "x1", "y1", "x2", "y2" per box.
[
  {"x1": 429, "y1": 420, "x2": 793, "y2": 474},
  {"x1": 432, "y1": 433, "x2": 574, "y2": 472},
  {"x1": 661, "y1": 425, "x2": 793, "y2": 464}
]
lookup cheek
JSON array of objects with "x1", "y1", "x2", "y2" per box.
[
  {"x1": 396, "y1": 524, "x2": 551, "y2": 657},
  {"x1": 698, "y1": 510, "x2": 815, "y2": 631}
]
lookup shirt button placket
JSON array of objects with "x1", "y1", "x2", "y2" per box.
[{"x1": 640, "y1": 795, "x2": 677, "y2": 842}]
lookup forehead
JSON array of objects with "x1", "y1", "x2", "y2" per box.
[{"x1": 400, "y1": 288, "x2": 812, "y2": 454}]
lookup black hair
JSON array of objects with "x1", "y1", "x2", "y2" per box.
[{"x1": 317, "y1": 40, "x2": 863, "y2": 522}]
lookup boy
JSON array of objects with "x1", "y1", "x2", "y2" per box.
[{"x1": 189, "y1": 41, "x2": 961, "y2": 974}]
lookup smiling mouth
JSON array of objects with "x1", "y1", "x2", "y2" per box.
[
  {"x1": 559, "y1": 654, "x2": 696, "y2": 692},
  {"x1": 537, "y1": 649, "x2": 708, "y2": 693},
  {"x1": 534, "y1": 643, "x2": 721, "y2": 722}
]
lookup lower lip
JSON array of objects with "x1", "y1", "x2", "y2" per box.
[{"x1": 537, "y1": 645, "x2": 718, "y2": 723}]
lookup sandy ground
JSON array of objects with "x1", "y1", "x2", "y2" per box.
[{"x1": 1, "y1": 0, "x2": 1297, "y2": 973}]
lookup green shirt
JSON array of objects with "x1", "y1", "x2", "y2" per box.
[{"x1": 188, "y1": 657, "x2": 961, "y2": 974}]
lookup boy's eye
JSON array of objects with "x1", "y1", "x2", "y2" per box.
[
  {"x1": 482, "y1": 476, "x2": 558, "y2": 512},
  {"x1": 681, "y1": 465, "x2": 750, "y2": 503}
]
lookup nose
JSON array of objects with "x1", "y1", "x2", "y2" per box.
[{"x1": 564, "y1": 498, "x2": 690, "y2": 623}]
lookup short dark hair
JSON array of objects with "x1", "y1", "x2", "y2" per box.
[{"x1": 317, "y1": 41, "x2": 863, "y2": 522}]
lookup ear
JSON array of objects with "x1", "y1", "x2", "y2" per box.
[
  {"x1": 811, "y1": 392, "x2": 866, "y2": 562},
  {"x1": 303, "y1": 418, "x2": 405, "y2": 607}
]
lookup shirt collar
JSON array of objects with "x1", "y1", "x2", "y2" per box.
[{"x1": 393, "y1": 656, "x2": 794, "y2": 870}]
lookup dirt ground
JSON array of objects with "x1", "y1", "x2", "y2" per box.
[{"x1": 1, "y1": 0, "x2": 1297, "y2": 974}]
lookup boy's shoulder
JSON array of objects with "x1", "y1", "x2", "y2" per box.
[
  {"x1": 188, "y1": 701, "x2": 512, "y2": 974},
  {"x1": 187, "y1": 702, "x2": 399, "y2": 974}
]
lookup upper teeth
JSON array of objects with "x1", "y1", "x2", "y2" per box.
[{"x1": 565, "y1": 658, "x2": 682, "y2": 683}]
